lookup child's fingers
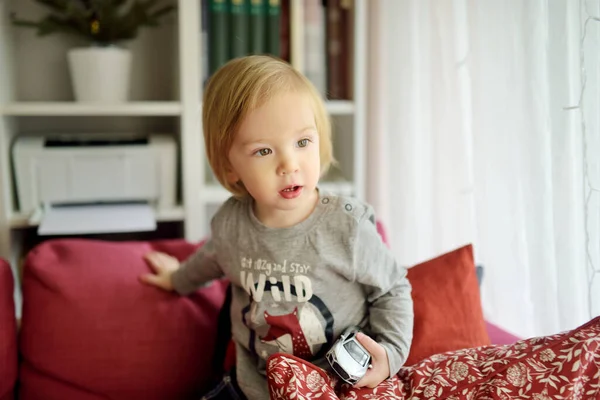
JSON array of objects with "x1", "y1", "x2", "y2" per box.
[
  {"x1": 353, "y1": 368, "x2": 373, "y2": 388},
  {"x1": 143, "y1": 254, "x2": 160, "y2": 273},
  {"x1": 353, "y1": 368, "x2": 385, "y2": 389},
  {"x1": 353, "y1": 333, "x2": 390, "y2": 388},
  {"x1": 156, "y1": 252, "x2": 177, "y2": 266},
  {"x1": 139, "y1": 273, "x2": 163, "y2": 287},
  {"x1": 356, "y1": 333, "x2": 386, "y2": 360},
  {"x1": 144, "y1": 252, "x2": 168, "y2": 272}
]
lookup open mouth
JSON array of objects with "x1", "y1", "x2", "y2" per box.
[{"x1": 280, "y1": 185, "x2": 303, "y2": 199}]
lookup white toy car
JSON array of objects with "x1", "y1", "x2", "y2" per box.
[{"x1": 326, "y1": 326, "x2": 371, "y2": 385}]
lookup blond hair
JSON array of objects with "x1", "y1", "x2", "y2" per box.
[{"x1": 203, "y1": 55, "x2": 334, "y2": 197}]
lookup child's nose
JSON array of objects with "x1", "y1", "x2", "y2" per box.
[{"x1": 277, "y1": 154, "x2": 299, "y2": 176}]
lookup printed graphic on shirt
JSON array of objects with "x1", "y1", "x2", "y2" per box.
[
  {"x1": 261, "y1": 307, "x2": 326, "y2": 359},
  {"x1": 239, "y1": 256, "x2": 334, "y2": 361}
]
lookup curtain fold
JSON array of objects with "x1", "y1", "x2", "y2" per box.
[{"x1": 367, "y1": 0, "x2": 594, "y2": 338}]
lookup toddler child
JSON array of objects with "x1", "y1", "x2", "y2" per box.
[{"x1": 140, "y1": 55, "x2": 414, "y2": 400}]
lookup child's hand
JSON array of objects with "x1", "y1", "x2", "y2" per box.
[
  {"x1": 353, "y1": 332, "x2": 391, "y2": 389},
  {"x1": 139, "y1": 251, "x2": 180, "y2": 291}
]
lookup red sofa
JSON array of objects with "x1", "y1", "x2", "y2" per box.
[
  {"x1": 0, "y1": 239, "x2": 519, "y2": 400},
  {"x1": 1, "y1": 258, "x2": 18, "y2": 400}
]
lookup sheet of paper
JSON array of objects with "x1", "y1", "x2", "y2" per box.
[{"x1": 38, "y1": 203, "x2": 157, "y2": 236}]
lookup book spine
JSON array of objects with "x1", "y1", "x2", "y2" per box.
[
  {"x1": 340, "y1": 0, "x2": 352, "y2": 99},
  {"x1": 279, "y1": 0, "x2": 291, "y2": 62},
  {"x1": 249, "y1": 0, "x2": 266, "y2": 54},
  {"x1": 201, "y1": 0, "x2": 210, "y2": 86},
  {"x1": 209, "y1": 0, "x2": 230, "y2": 75},
  {"x1": 230, "y1": 0, "x2": 250, "y2": 58},
  {"x1": 325, "y1": 0, "x2": 347, "y2": 99},
  {"x1": 266, "y1": 0, "x2": 281, "y2": 57},
  {"x1": 303, "y1": 0, "x2": 326, "y2": 96}
]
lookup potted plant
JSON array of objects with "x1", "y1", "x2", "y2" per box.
[{"x1": 12, "y1": 0, "x2": 175, "y2": 103}]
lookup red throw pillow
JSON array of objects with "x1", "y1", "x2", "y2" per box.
[
  {"x1": 267, "y1": 316, "x2": 600, "y2": 399},
  {"x1": 405, "y1": 244, "x2": 490, "y2": 365},
  {"x1": 0, "y1": 258, "x2": 17, "y2": 400},
  {"x1": 19, "y1": 239, "x2": 228, "y2": 400}
]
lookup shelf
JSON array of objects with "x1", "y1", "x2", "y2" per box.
[
  {"x1": 319, "y1": 181, "x2": 355, "y2": 196},
  {"x1": 1, "y1": 101, "x2": 351, "y2": 116},
  {"x1": 0, "y1": 102, "x2": 182, "y2": 116},
  {"x1": 190, "y1": 101, "x2": 354, "y2": 116},
  {"x1": 155, "y1": 206, "x2": 186, "y2": 221},
  {"x1": 203, "y1": 185, "x2": 231, "y2": 204},
  {"x1": 9, "y1": 205, "x2": 185, "y2": 229},
  {"x1": 8, "y1": 213, "x2": 34, "y2": 229},
  {"x1": 325, "y1": 100, "x2": 355, "y2": 115}
]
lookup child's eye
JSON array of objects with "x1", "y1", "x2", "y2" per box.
[
  {"x1": 297, "y1": 138, "x2": 310, "y2": 148},
  {"x1": 254, "y1": 148, "x2": 272, "y2": 157}
]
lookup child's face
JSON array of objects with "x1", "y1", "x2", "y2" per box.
[{"x1": 227, "y1": 91, "x2": 321, "y2": 223}]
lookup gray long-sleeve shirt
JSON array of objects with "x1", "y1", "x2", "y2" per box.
[{"x1": 172, "y1": 190, "x2": 414, "y2": 400}]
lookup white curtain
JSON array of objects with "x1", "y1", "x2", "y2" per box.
[{"x1": 367, "y1": 0, "x2": 599, "y2": 338}]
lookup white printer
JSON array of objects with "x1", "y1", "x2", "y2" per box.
[{"x1": 12, "y1": 133, "x2": 177, "y2": 215}]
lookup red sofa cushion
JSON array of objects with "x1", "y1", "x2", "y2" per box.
[
  {"x1": 19, "y1": 239, "x2": 228, "y2": 400},
  {"x1": 266, "y1": 315, "x2": 600, "y2": 399},
  {"x1": 0, "y1": 258, "x2": 17, "y2": 400},
  {"x1": 404, "y1": 244, "x2": 490, "y2": 365},
  {"x1": 375, "y1": 226, "x2": 490, "y2": 364}
]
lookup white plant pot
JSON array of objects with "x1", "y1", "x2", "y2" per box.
[{"x1": 67, "y1": 46, "x2": 132, "y2": 103}]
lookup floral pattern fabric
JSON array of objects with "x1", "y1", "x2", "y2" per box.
[{"x1": 266, "y1": 316, "x2": 600, "y2": 399}]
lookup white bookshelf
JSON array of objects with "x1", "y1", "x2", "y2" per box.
[
  {"x1": 198, "y1": 100, "x2": 354, "y2": 118},
  {"x1": 0, "y1": 0, "x2": 367, "y2": 269},
  {"x1": 0, "y1": 102, "x2": 183, "y2": 116},
  {"x1": 325, "y1": 100, "x2": 355, "y2": 115}
]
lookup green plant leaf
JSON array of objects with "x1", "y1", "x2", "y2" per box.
[{"x1": 11, "y1": 0, "x2": 175, "y2": 43}]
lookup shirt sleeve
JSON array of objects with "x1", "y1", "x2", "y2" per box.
[
  {"x1": 352, "y1": 206, "x2": 414, "y2": 377},
  {"x1": 171, "y1": 238, "x2": 223, "y2": 295}
]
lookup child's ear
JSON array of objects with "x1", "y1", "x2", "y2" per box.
[
  {"x1": 226, "y1": 171, "x2": 240, "y2": 184},
  {"x1": 225, "y1": 164, "x2": 240, "y2": 185}
]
